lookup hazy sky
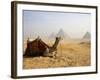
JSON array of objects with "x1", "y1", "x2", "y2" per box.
[{"x1": 23, "y1": 10, "x2": 91, "y2": 39}]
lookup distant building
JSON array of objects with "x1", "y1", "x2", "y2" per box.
[
  {"x1": 56, "y1": 29, "x2": 70, "y2": 39},
  {"x1": 49, "y1": 32, "x2": 56, "y2": 39},
  {"x1": 83, "y1": 32, "x2": 91, "y2": 39}
]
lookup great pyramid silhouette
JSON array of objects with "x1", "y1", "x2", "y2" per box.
[
  {"x1": 56, "y1": 29, "x2": 70, "y2": 39},
  {"x1": 83, "y1": 32, "x2": 91, "y2": 39},
  {"x1": 49, "y1": 32, "x2": 55, "y2": 39}
]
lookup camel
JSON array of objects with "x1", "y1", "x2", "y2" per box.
[
  {"x1": 24, "y1": 37, "x2": 61, "y2": 57},
  {"x1": 43, "y1": 37, "x2": 61, "y2": 57}
]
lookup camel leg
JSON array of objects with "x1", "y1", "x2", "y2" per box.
[{"x1": 53, "y1": 50, "x2": 57, "y2": 58}]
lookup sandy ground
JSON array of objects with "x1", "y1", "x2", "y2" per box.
[{"x1": 23, "y1": 39, "x2": 91, "y2": 69}]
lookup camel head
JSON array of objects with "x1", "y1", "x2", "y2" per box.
[{"x1": 56, "y1": 37, "x2": 62, "y2": 41}]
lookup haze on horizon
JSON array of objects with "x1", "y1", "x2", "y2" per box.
[{"x1": 23, "y1": 10, "x2": 91, "y2": 39}]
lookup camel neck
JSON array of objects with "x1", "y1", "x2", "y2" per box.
[{"x1": 52, "y1": 38, "x2": 60, "y2": 49}]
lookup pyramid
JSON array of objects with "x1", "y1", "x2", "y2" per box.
[
  {"x1": 83, "y1": 32, "x2": 91, "y2": 39},
  {"x1": 56, "y1": 29, "x2": 70, "y2": 39},
  {"x1": 49, "y1": 32, "x2": 56, "y2": 39}
]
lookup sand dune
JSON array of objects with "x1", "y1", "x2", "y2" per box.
[{"x1": 23, "y1": 39, "x2": 91, "y2": 69}]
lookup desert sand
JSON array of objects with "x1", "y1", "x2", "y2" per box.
[{"x1": 23, "y1": 39, "x2": 91, "y2": 69}]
